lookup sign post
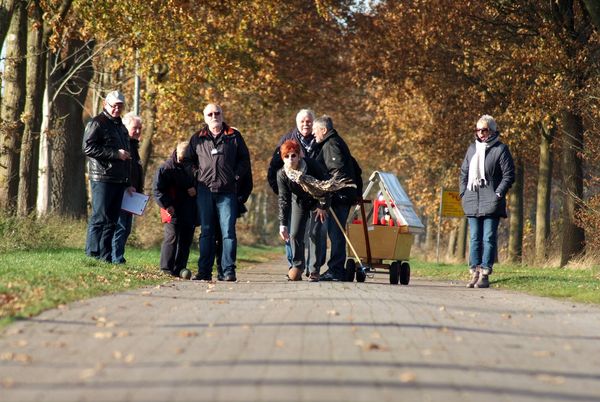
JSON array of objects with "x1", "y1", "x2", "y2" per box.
[{"x1": 436, "y1": 188, "x2": 464, "y2": 263}]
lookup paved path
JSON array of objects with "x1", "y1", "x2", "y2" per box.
[{"x1": 1, "y1": 257, "x2": 600, "y2": 402}]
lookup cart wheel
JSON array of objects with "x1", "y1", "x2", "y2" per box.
[
  {"x1": 356, "y1": 266, "x2": 366, "y2": 283},
  {"x1": 400, "y1": 261, "x2": 410, "y2": 285},
  {"x1": 389, "y1": 261, "x2": 400, "y2": 285},
  {"x1": 345, "y1": 259, "x2": 356, "y2": 282}
]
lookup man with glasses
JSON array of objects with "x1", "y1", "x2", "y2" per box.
[
  {"x1": 111, "y1": 112, "x2": 144, "y2": 264},
  {"x1": 185, "y1": 103, "x2": 252, "y2": 282},
  {"x1": 83, "y1": 90, "x2": 131, "y2": 263},
  {"x1": 267, "y1": 109, "x2": 325, "y2": 277}
]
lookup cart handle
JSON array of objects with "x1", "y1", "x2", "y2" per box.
[{"x1": 328, "y1": 207, "x2": 364, "y2": 266}]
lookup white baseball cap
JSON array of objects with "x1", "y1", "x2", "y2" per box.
[{"x1": 105, "y1": 90, "x2": 125, "y2": 104}]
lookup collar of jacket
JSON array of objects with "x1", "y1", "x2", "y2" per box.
[
  {"x1": 102, "y1": 109, "x2": 122, "y2": 124},
  {"x1": 320, "y1": 128, "x2": 338, "y2": 143},
  {"x1": 196, "y1": 122, "x2": 236, "y2": 137}
]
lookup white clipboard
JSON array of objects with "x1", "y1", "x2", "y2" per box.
[{"x1": 121, "y1": 191, "x2": 150, "y2": 215}]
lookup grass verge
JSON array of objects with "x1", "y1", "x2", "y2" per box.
[
  {"x1": 0, "y1": 245, "x2": 279, "y2": 331},
  {"x1": 410, "y1": 260, "x2": 600, "y2": 304}
]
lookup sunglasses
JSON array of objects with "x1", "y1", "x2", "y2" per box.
[
  {"x1": 206, "y1": 111, "x2": 221, "y2": 117},
  {"x1": 474, "y1": 128, "x2": 490, "y2": 134},
  {"x1": 283, "y1": 153, "x2": 298, "y2": 159},
  {"x1": 107, "y1": 102, "x2": 123, "y2": 109}
]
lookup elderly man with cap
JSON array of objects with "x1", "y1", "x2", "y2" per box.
[
  {"x1": 185, "y1": 103, "x2": 251, "y2": 282},
  {"x1": 83, "y1": 90, "x2": 132, "y2": 263}
]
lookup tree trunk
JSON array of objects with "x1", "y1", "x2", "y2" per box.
[
  {"x1": 560, "y1": 110, "x2": 585, "y2": 266},
  {"x1": 49, "y1": 38, "x2": 95, "y2": 217},
  {"x1": 535, "y1": 121, "x2": 555, "y2": 263},
  {"x1": 582, "y1": 0, "x2": 600, "y2": 29},
  {"x1": 17, "y1": 0, "x2": 45, "y2": 216},
  {"x1": 507, "y1": 157, "x2": 524, "y2": 264},
  {"x1": 139, "y1": 75, "x2": 157, "y2": 175},
  {"x1": 0, "y1": 0, "x2": 16, "y2": 57},
  {"x1": 455, "y1": 217, "x2": 467, "y2": 263},
  {"x1": 446, "y1": 227, "x2": 457, "y2": 260},
  {"x1": 0, "y1": 0, "x2": 27, "y2": 211}
]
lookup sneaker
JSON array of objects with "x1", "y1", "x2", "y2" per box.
[
  {"x1": 192, "y1": 274, "x2": 212, "y2": 282},
  {"x1": 223, "y1": 275, "x2": 237, "y2": 282},
  {"x1": 475, "y1": 274, "x2": 489, "y2": 288},
  {"x1": 319, "y1": 271, "x2": 340, "y2": 282},
  {"x1": 466, "y1": 267, "x2": 480, "y2": 288},
  {"x1": 308, "y1": 272, "x2": 319, "y2": 282}
]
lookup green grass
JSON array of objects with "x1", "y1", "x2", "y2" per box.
[
  {"x1": 410, "y1": 260, "x2": 600, "y2": 304},
  {"x1": 0, "y1": 245, "x2": 279, "y2": 330}
]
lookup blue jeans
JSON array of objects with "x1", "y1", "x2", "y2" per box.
[
  {"x1": 85, "y1": 181, "x2": 126, "y2": 263},
  {"x1": 467, "y1": 216, "x2": 500, "y2": 270},
  {"x1": 197, "y1": 186, "x2": 237, "y2": 279},
  {"x1": 112, "y1": 211, "x2": 133, "y2": 264},
  {"x1": 327, "y1": 203, "x2": 351, "y2": 278}
]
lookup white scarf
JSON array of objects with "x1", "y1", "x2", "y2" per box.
[{"x1": 467, "y1": 136, "x2": 498, "y2": 191}]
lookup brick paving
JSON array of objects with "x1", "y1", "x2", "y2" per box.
[{"x1": 1, "y1": 256, "x2": 600, "y2": 401}]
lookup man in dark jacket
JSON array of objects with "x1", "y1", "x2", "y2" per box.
[
  {"x1": 313, "y1": 116, "x2": 359, "y2": 281},
  {"x1": 111, "y1": 112, "x2": 143, "y2": 264},
  {"x1": 185, "y1": 103, "x2": 252, "y2": 282},
  {"x1": 154, "y1": 141, "x2": 197, "y2": 277},
  {"x1": 83, "y1": 90, "x2": 131, "y2": 263},
  {"x1": 266, "y1": 109, "x2": 324, "y2": 273}
]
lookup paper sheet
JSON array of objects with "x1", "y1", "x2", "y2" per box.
[{"x1": 121, "y1": 191, "x2": 150, "y2": 215}]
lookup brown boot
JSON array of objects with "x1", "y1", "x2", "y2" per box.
[
  {"x1": 475, "y1": 273, "x2": 489, "y2": 288},
  {"x1": 466, "y1": 267, "x2": 480, "y2": 288}
]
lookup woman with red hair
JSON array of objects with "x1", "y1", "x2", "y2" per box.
[{"x1": 277, "y1": 139, "x2": 329, "y2": 282}]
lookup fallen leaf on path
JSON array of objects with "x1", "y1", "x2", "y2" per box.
[
  {"x1": 399, "y1": 371, "x2": 417, "y2": 383},
  {"x1": 117, "y1": 331, "x2": 130, "y2": 338},
  {"x1": 177, "y1": 330, "x2": 198, "y2": 338},
  {"x1": 275, "y1": 340, "x2": 285, "y2": 348},
  {"x1": 124, "y1": 353, "x2": 135, "y2": 363},
  {"x1": 421, "y1": 349, "x2": 433, "y2": 356},
  {"x1": 439, "y1": 306, "x2": 446, "y2": 311},
  {"x1": 42, "y1": 341, "x2": 66, "y2": 348},
  {"x1": 112, "y1": 351, "x2": 123, "y2": 360},
  {"x1": 501, "y1": 313, "x2": 512, "y2": 319},
  {"x1": 93, "y1": 332, "x2": 114, "y2": 339},
  {"x1": 12, "y1": 340, "x2": 27, "y2": 348},
  {"x1": 213, "y1": 300, "x2": 229, "y2": 304},
  {"x1": 531, "y1": 350, "x2": 554, "y2": 358},
  {"x1": 535, "y1": 374, "x2": 565, "y2": 385},
  {"x1": 144, "y1": 301, "x2": 153, "y2": 307},
  {"x1": 80, "y1": 368, "x2": 98, "y2": 380},
  {"x1": 1, "y1": 377, "x2": 15, "y2": 389},
  {"x1": 174, "y1": 348, "x2": 185, "y2": 354},
  {"x1": 370, "y1": 331, "x2": 381, "y2": 339},
  {"x1": 141, "y1": 291, "x2": 151, "y2": 296},
  {"x1": 206, "y1": 289, "x2": 215, "y2": 293},
  {"x1": 327, "y1": 309, "x2": 340, "y2": 316},
  {"x1": 0, "y1": 352, "x2": 32, "y2": 363}
]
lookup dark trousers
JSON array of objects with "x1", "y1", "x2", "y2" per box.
[
  {"x1": 327, "y1": 202, "x2": 351, "y2": 278},
  {"x1": 160, "y1": 223, "x2": 195, "y2": 274},
  {"x1": 85, "y1": 181, "x2": 126, "y2": 263},
  {"x1": 289, "y1": 202, "x2": 325, "y2": 274}
]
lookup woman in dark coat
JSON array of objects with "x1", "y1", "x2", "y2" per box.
[
  {"x1": 459, "y1": 115, "x2": 515, "y2": 288},
  {"x1": 277, "y1": 140, "x2": 329, "y2": 282}
]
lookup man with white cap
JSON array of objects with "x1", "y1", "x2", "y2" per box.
[{"x1": 83, "y1": 90, "x2": 132, "y2": 263}]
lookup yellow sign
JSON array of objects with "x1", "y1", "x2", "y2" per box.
[{"x1": 441, "y1": 190, "x2": 464, "y2": 217}]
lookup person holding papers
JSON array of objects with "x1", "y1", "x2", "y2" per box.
[
  {"x1": 112, "y1": 112, "x2": 144, "y2": 264},
  {"x1": 153, "y1": 141, "x2": 197, "y2": 278},
  {"x1": 83, "y1": 91, "x2": 131, "y2": 263}
]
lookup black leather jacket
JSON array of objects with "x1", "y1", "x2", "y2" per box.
[{"x1": 82, "y1": 110, "x2": 131, "y2": 183}]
